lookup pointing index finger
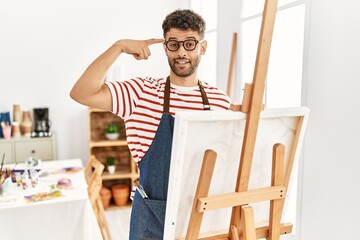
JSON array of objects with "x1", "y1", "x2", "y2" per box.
[{"x1": 145, "y1": 38, "x2": 165, "y2": 46}]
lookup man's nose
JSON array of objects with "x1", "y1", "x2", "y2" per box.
[{"x1": 176, "y1": 43, "x2": 187, "y2": 56}]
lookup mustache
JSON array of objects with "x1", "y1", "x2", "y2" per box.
[{"x1": 173, "y1": 57, "x2": 190, "y2": 61}]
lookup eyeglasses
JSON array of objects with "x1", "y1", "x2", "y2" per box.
[{"x1": 164, "y1": 39, "x2": 203, "y2": 51}]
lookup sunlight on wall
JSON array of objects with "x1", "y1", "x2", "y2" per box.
[
  {"x1": 191, "y1": 0, "x2": 218, "y2": 86},
  {"x1": 241, "y1": 2, "x2": 305, "y2": 108}
]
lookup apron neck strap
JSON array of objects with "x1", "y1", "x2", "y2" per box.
[
  {"x1": 198, "y1": 81, "x2": 211, "y2": 111},
  {"x1": 163, "y1": 76, "x2": 211, "y2": 114},
  {"x1": 163, "y1": 77, "x2": 171, "y2": 113}
]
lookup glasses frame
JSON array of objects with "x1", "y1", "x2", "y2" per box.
[{"x1": 164, "y1": 39, "x2": 204, "y2": 52}]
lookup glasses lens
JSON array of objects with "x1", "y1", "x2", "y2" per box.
[
  {"x1": 165, "y1": 40, "x2": 200, "y2": 51},
  {"x1": 184, "y1": 40, "x2": 197, "y2": 51},
  {"x1": 167, "y1": 40, "x2": 179, "y2": 51}
]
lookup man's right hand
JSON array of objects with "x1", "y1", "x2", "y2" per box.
[
  {"x1": 115, "y1": 38, "x2": 164, "y2": 60},
  {"x1": 70, "y1": 38, "x2": 164, "y2": 111}
]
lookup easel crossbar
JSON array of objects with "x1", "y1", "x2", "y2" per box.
[
  {"x1": 196, "y1": 186, "x2": 285, "y2": 212},
  {"x1": 197, "y1": 223, "x2": 293, "y2": 240}
]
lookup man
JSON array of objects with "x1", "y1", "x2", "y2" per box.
[{"x1": 70, "y1": 9, "x2": 230, "y2": 239}]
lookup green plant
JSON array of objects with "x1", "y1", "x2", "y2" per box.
[
  {"x1": 106, "y1": 157, "x2": 116, "y2": 166},
  {"x1": 105, "y1": 123, "x2": 119, "y2": 134}
]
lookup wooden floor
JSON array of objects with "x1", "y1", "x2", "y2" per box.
[{"x1": 105, "y1": 207, "x2": 131, "y2": 239}]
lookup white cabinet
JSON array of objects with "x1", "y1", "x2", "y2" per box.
[
  {"x1": 0, "y1": 141, "x2": 13, "y2": 164},
  {"x1": 0, "y1": 134, "x2": 57, "y2": 163}
]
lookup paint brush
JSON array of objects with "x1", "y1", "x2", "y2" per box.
[
  {"x1": 12, "y1": 158, "x2": 17, "y2": 171},
  {"x1": 0, "y1": 153, "x2": 4, "y2": 173},
  {"x1": 134, "y1": 178, "x2": 149, "y2": 199},
  {"x1": 0, "y1": 154, "x2": 5, "y2": 182},
  {"x1": 12, "y1": 163, "x2": 17, "y2": 171}
]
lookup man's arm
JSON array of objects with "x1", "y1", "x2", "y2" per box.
[{"x1": 69, "y1": 38, "x2": 164, "y2": 111}]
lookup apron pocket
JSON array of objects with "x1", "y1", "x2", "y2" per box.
[{"x1": 139, "y1": 198, "x2": 166, "y2": 240}]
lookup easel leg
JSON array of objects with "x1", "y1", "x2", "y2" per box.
[
  {"x1": 230, "y1": 0, "x2": 279, "y2": 236},
  {"x1": 240, "y1": 205, "x2": 256, "y2": 240},
  {"x1": 96, "y1": 197, "x2": 112, "y2": 240},
  {"x1": 186, "y1": 150, "x2": 217, "y2": 240},
  {"x1": 231, "y1": 225, "x2": 240, "y2": 240},
  {"x1": 269, "y1": 144, "x2": 285, "y2": 240}
]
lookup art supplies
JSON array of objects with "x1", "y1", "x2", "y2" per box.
[
  {"x1": 1, "y1": 122, "x2": 11, "y2": 139},
  {"x1": 134, "y1": 178, "x2": 148, "y2": 199},
  {"x1": 0, "y1": 154, "x2": 10, "y2": 184},
  {"x1": 0, "y1": 154, "x2": 12, "y2": 195}
]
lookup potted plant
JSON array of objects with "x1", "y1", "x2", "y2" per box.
[
  {"x1": 105, "y1": 123, "x2": 119, "y2": 140},
  {"x1": 112, "y1": 184, "x2": 130, "y2": 206},
  {"x1": 106, "y1": 157, "x2": 116, "y2": 174},
  {"x1": 100, "y1": 186, "x2": 112, "y2": 209}
]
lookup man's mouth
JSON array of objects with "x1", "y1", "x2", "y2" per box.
[{"x1": 175, "y1": 59, "x2": 190, "y2": 65}]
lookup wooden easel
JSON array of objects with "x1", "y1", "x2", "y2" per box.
[
  {"x1": 226, "y1": 32, "x2": 237, "y2": 97},
  {"x1": 184, "y1": 0, "x2": 304, "y2": 239}
]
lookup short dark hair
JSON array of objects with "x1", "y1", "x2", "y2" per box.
[{"x1": 162, "y1": 9, "x2": 206, "y2": 39}]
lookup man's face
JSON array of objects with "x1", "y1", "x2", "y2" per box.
[{"x1": 164, "y1": 28, "x2": 207, "y2": 78}]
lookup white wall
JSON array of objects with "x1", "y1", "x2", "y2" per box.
[
  {"x1": 300, "y1": 0, "x2": 360, "y2": 239},
  {"x1": 0, "y1": 0, "x2": 188, "y2": 164},
  {"x1": 217, "y1": 0, "x2": 360, "y2": 239}
]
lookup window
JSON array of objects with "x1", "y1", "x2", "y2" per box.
[
  {"x1": 241, "y1": 0, "x2": 305, "y2": 108},
  {"x1": 240, "y1": 1, "x2": 306, "y2": 235},
  {"x1": 191, "y1": 0, "x2": 218, "y2": 86}
]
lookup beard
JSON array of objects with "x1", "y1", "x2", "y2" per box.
[{"x1": 168, "y1": 55, "x2": 201, "y2": 77}]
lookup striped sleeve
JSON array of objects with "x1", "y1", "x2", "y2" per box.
[{"x1": 105, "y1": 78, "x2": 145, "y2": 119}]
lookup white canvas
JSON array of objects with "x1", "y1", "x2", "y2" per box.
[{"x1": 164, "y1": 107, "x2": 309, "y2": 239}]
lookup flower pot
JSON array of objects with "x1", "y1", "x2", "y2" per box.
[
  {"x1": 111, "y1": 184, "x2": 129, "y2": 206},
  {"x1": 107, "y1": 165, "x2": 116, "y2": 174},
  {"x1": 100, "y1": 187, "x2": 112, "y2": 209},
  {"x1": 105, "y1": 133, "x2": 119, "y2": 140}
]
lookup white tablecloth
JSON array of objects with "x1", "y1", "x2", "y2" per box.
[{"x1": 0, "y1": 159, "x2": 103, "y2": 240}]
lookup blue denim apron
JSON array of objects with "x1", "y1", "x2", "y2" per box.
[{"x1": 129, "y1": 77, "x2": 210, "y2": 240}]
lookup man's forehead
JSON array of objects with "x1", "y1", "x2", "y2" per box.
[{"x1": 165, "y1": 28, "x2": 200, "y2": 39}]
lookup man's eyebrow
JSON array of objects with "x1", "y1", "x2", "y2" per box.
[{"x1": 167, "y1": 37, "x2": 197, "y2": 40}]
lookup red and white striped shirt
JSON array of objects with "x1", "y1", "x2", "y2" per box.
[{"x1": 105, "y1": 77, "x2": 231, "y2": 164}]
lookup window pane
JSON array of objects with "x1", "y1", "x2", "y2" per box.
[
  {"x1": 240, "y1": 5, "x2": 306, "y2": 235},
  {"x1": 191, "y1": 0, "x2": 217, "y2": 86},
  {"x1": 242, "y1": 0, "x2": 266, "y2": 18},
  {"x1": 242, "y1": 0, "x2": 302, "y2": 18},
  {"x1": 241, "y1": 18, "x2": 262, "y2": 85},
  {"x1": 266, "y1": 5, "x2": 305, "y2": 108},
  {"x1": 279, "y1": 0, "x2": 301, "y2": 7},
  {"x1": 191, "y1": 0, "x2": 217, "y2": 30},
  {"x1": 240, "y1": 5, "x2": 305, "y2": 108}
]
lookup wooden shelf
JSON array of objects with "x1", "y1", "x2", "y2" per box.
[
  {"x1": 89, "y1": 108, "x2": 108, "y2": 113},
  {"x1": 102, "y1": 171, "x2": 139, "y2": 180},
  {"x1": 88, "y1": 107, "x2": 138, "y2": 212},
  {"x1": 90, "y1": 140, "x2": 128, "y2": 148}
]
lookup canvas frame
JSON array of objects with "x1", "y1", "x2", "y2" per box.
[{"x1": 164, "y1": 107, "x2": 309, "y2": 239}]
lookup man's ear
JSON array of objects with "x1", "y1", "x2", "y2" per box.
[
  {"x1": 163, "y1": 42, "x2": 168, "y2": 55},
  {"x1": 200, "y1": 40, "x2": 207, "y2": 55}
]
